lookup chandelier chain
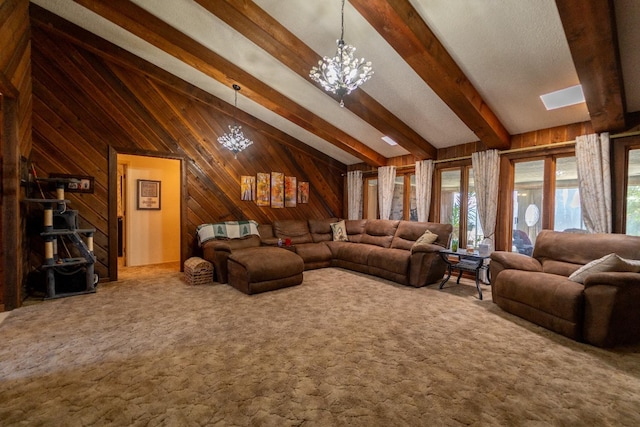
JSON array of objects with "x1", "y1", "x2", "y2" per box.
[
  {"x1": 217, "y1": 84, "x2": 253, "y2": 158},
  {"x1": 340, "y1": 0, "x2": 345, "y2": 42}
]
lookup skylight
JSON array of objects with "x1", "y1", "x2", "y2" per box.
[
  {"x1": 540, "y1": 84, "x2": 585, "y2": 110},
  {"x1": 381, "y1": 136, "x2": 398, "y2": 146}
]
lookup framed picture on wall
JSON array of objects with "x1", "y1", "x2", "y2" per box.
[
  {"x1": 297, "y1": 181, "x2": 309, "y2": 204},
  {"x1": 256, "y1": 173, "x2": 270, "y2": 207},
  {"x1": 285, "y1": 176, "x2": 297, "y2": 207},
  {"x1": 271, "y1": 172, "x2": 284, "y2": 208},
  {"x1": 240, "y1": 175, "x2": 256, "y2": 201},
  {"x1": 137, "y1": 179, "x2": 161, "y2": 210}
]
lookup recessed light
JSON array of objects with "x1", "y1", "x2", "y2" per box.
[
  {"x1": 381, "y1": 136, "x2": 398, "y2": 146},
  {"x1": 540, "y1": 84, "x2": 585, "y2": 110}
]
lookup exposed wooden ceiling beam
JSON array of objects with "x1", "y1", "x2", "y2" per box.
[
  {"x1": 71, "y1": 0, "x2": 387, "y2": 166},
  {"x1": 29, "y1": 4, "x2": 344, "y2": 170},
  {"x1": 555, "y1": 0, "x2": 626, "y2": 132},
  {"x1": 195, "y1": 0, "x2": 437, "y2": 159},
  {"x1": 349, "y1": 0, "x2": 510, "y2": 150}
]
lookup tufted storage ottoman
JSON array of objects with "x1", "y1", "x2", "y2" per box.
[{"x1": 227, "y1": 247, "x2": 304, "y2": 294}]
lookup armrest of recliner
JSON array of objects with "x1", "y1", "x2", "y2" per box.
[
  {"x1": 583, "y1": 272, "x2": 640, "y2": 288},
  {"x1": 202, "y1": 240, "x2": 231, "y2": 253},
  {"x1": 583, "y1": 272, "x2": 640, "y2": 347},
  {"x1": 490, "y1": 251, "x2": 542, "y2": 272},
  {"x1": 410, "y1": 243, "x2": 444, "y2": 254}
]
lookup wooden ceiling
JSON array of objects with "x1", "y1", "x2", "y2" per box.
[{"x1": 31, "y1": 0, "x2": 632, "y2": 166}]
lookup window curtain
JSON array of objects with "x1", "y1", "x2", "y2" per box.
[
  {"x1": 575, "y1": 132, "x2": 612, "y2": 233},
  {"x1": 347, "y1": 170, "x2": 363, "y2": 220},
  {"x1": 377, "y1": 166, "x2": 396, "y2": 220},
  {"x1": 471, "y1": 149, "x2": 500, "y2": 251},
  {"x1": 415, "y1": 160, "x2": 434, "y2": 222}
]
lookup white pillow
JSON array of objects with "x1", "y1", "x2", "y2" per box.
[
  {"x1": 330, "y1": 220, "x2": 349, "y2": 242},
  {"x1": 568, "y1": 253, "x2": 640, "y2": 283}
]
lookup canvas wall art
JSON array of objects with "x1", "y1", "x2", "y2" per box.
[
  {"x1": 285, "y1": 176, "x2": 297, "y2": 207},
  {"x1": 240, "y1": 175, "x2": 255, "y2": 201},
  {"x1": 297, "y1": 181, "x2": 309, "y2": 203},
  {"x1": 271, "y1": 172, "x2": 284, "y2": 208},
  {"x1": 256, "y1": 173, "x2": 270, "y2": 207}
]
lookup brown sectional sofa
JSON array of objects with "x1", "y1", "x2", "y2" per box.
[
  {"x1": 202, "y1": 218, "x2": 452, "y2": 288},
  {"x1": 490, "y1": 230, "x2": 640, "y2": 347}
]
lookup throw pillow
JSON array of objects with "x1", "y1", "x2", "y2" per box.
[
  {"x1": 568, "y1": 253, "x2": 640, "y2": 283},
  {"x1": 330, "y1": 220, "x2": 349, "y2": 242},
  {"x1": 411, "y1": 229, "x2": 438, "y2": 253}
]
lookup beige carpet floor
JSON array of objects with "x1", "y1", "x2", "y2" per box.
[{"x1": 1, "y1": 265, "x2": 639, "y2": 426}]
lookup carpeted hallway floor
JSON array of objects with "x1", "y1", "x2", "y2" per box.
[{"x1": 1, "y1": 265, "x2": 639, "y2": 426}]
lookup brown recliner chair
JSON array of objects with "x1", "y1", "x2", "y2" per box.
[{"x1": 490, "y1": 230, "x2": 640, "y2": 347}]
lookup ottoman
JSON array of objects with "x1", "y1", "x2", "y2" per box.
[{"x1": 227, "y1": 247, "x2": 304, "y2": 294}]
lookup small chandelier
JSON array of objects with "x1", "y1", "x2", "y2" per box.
[
  {"x1": 217, "y1": 84, "x2": 253, "y2": 158},
  {"x1": 309, "y1": 0, "x2": 373, "y2": 107}
]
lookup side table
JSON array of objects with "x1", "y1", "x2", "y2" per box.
[{"x1": 438, "y1": 250, "x2": 490, "y2": 300}]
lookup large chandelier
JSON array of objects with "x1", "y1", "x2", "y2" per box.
[
  {"x1": 217, "y1": 84, "x2": 253, "y2": 158},
  {"x1": 309, "y1": 0, "x2": 373, "y2": 107}
]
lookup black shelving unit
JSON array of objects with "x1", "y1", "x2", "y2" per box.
[{"x1": 24, "y1": 178, "x2": 98, "y2": 299}]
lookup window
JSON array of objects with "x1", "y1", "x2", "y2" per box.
[
  {"x1": 440, "y1": 169, "x2": 462, "y2": 244},
  {"x1": 513, "y1": 160, "x2": 543, "y2": 255},
  {"x1": 627, "y1": 149, "x2": 640, "y2": 235},
  {"x1": 390, "y1": 175, "x2": 404, "y2": 220},
  {"x1": 554, "y1": 157, "x2": 584, "y2": 232},
  {"x1": 467, "y1": 168, "x2": 484, "y2": 248},
  {"x1": 509, "y1": 154, "x2": 583, "y2": 255},
  {"x1": 364, "y1": 172, "x2": 417, "y2": 221},
  {"x1": 409, "y1": 174, "x2": 417, "y2": 221},
  {"x1": 364, "y1": 177, "x2": 378, "y2": 219}
]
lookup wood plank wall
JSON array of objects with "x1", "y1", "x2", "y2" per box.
[
  {"x1": 1, "y1": 0, "x2": 32, "y2": 310},
  {"x1": 28, "y1": 8, "x2": 345, "y2": 284}
]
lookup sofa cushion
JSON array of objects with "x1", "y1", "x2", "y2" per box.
[
  {"x1": 541, "y1": 260, "x2": 582, "y2": 277},
  {"x1": 568, "y1": 253, "x2": 640, "y2": 283},
  {"x1": 330, "y1": 220, "x2": 349, "y2": 241},
  {"x1": 333, "y1": 243, "x2": 379, "y2": 265},
  {"x1": 294, "y1": 242, "x2": 333, "y2": 264},
  {"x1": 493, "y1": 270, "x2": 585, "y2": 339},
  {"x1": 273, "y1": 220, "x2": 313, "y2": 244},
  {"x1": 345, "y1": 220, "x2": 366, "y2": 243},
  {"x1": 368, "y1": 248, "x2": 410, "y2": 275},
  {"x1": 533, "y1": 230, "x2": 640, "y2": 266},
  {"x1": 391, "y1": 222, "x2": 429, "y2": 250},
  {"x1": 361, "y1": 219, "x2": 399, "y2": 248},
  {"x1": 308, "y1": 218, "x2": 338, "y2": 243}
]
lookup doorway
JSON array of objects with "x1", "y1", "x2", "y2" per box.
[{"x1": 109, "y1": 148, "x2": 186, "y2": 281}]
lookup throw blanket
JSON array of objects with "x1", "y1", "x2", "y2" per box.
[{"x1": 197, "y1": 220, "x2": 260, "y2": 246}]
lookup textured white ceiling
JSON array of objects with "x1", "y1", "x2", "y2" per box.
[{"x1": 32, "y1": 0, "x2": 639, "y2": 165}]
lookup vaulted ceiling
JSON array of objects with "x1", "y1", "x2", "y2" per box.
[{"x1": 31, "y1": 0, "x2": 639, "y2": 166}]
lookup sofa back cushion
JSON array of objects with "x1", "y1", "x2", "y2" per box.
[
  {"x1": 308, "y1": 218, "x2": 339, "y2": 242},
  {"x1": 360, "y1": 219, "x2": 400, "y2": 248},
  {"x1": 391, "y1": 221, "x2": 452, "y2": 250},
  {"x1": 534, "y1": 230, "x2": 640, "y2": 276},
  {"x1": 345, "y1": 219, "x2": 366, "y2": 243},
  {"x1": 258, "y1": 224, "x2": 274, "y2": 239},
  {"x1": 541, "y1": 259, "x2": 583, "y2": 277},
  {"x1": 273, "y1": 220, "x2": 313, "y2": 244}
]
